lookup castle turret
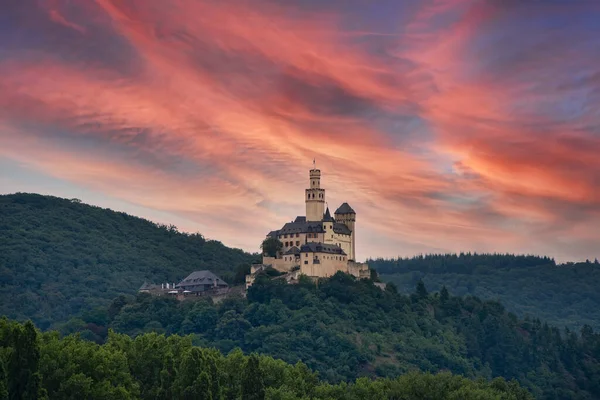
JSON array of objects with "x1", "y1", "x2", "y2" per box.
[
  {"x1": 322, "y1": 207, "x2": 335, "y2": 243},
  {"x1": 305, "y1": 167, "x2": 325, "y2": 221},
  {"x1": 335, "y1": 203, "x2": 356, "y2": 260}
]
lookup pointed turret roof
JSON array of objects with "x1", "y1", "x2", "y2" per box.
[
  {"x1": 335, "y1": 202, "x2": 355, "y2": 214},
  {"x1": 323, "y1": 207, "x2": 335, "y2": 222}
]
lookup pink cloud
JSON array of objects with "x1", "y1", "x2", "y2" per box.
[{"x1": 0, "y1": 0, "x2": 598, "y2": 261}]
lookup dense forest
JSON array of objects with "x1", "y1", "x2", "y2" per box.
[
  {"x1": 370, "y1": 254, "x2": 600, "y2": 330},
  {"x1": 0, "y1": 319, "x2": 533, "y2": 400},
  {"x1": 61, "y1": 273, "x2": 600, "y2": 399},
  {"x1": 4, "y1": 193, "x2": 600, "y2": 398},
  {"x1": 0, "y1": 193, "x2": 257, "y2": 329}
]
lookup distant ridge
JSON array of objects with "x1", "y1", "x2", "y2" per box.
[
  {"x1": 371, "y1": 253, "x2": 600, "y2": 330},
  {"x1": 0, "y1": 193, "x2": 257, "y2": 329}
]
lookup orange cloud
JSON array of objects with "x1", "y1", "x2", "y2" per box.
[{"x1": 0, "y1": 0, "x2": 598, "y2": 261}]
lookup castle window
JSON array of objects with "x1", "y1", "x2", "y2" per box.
[
  {"x1": 312, "y1": 193, "x2": 315, "y2": 198},
  {"x1": 296, "y1": 241, "x2": 300, "y2": 246},
  {"x1": 296, "y1": 233, "x2": 299, "y2": 237},
  {"x1": 304, "y1": 260, "x2": 308, "y2": 264}
]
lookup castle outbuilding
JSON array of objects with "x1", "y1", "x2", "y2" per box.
[{"x1": 246, "y1": 164, "x2": 370, "y2": 288}]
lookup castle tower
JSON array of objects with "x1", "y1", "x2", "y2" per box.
[
  {"x1": 305, "y1": 167, "x2": 325, "y2": 221},
  {"x1": 335, "y1": 203, "x2": 356, "y2": 261}
]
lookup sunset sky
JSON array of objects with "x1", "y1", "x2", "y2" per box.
[{"x1": 1, "y1": 0, "x2": 599, "y2": 262}]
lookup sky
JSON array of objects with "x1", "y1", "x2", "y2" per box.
[{"x1": 1, "y1": 0, "x2": 599, "y2": 262}]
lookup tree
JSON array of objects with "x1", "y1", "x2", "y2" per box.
[
  {"x1": 242, "y1": 354, "x2": 265, "y2": 400},
  {"x1": 440, "y1": 286, "x2": 450, "y2": 303},
  {"x1": 260, "y1": 237, "x2": 282, "y2": 258},
  {"x1": 0, "y1": 354, "x2": 8, "y2": 400},
  {"x1": 369, "y1": 269, "x2": 380, "y2": 281},
  {"x1": 7, "y1": 321, "x2": 46, "y2": 400},
  {"x1": 416, "y1": 279, "x2": 428, "y2": 299},
  {"x1": 234, "y1": 264, "x2": 252, "y2": 284},
  {"x1": 385, "y1": 282, "x2": 398, "y2": 294}
]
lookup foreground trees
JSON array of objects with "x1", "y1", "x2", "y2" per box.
[
  {"x1": 0, "y1": 318, "x2": 532, "y2": 399},
  {"x1": 58, "y1": 271, "x2": 600, "y2": 399}
]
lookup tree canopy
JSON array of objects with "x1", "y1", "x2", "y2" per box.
[
  {"x1": 370, "y1": 253, "x2": 600, "y2": 330},
  {"x1": 0, "y1": 318, "x2": 534, "y2": 400},
  {"x1": 261, "y1": 237, "x2": 282, "y2": 258},
  {"x1": 0, "y1": 193, "x2": 258, "y2": 329},
  {"x1": 61, "y1": 272, "x2": 600, "y2": 399}
]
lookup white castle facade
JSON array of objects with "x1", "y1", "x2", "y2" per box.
[{"x1": 246, "y1": 166, "x2": 370, "y2": 288}]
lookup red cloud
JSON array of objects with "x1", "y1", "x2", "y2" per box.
[{"x1": 1, "y1": 0, "x2": 598, "y2": 261}]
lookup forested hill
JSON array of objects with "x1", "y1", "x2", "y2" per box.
[
  {"x1": 1, "y1": 319, "x2": 534, "y2": 400},
  {"x1": 65, "y1": 274, "x2": 600, "y2": 399},
  {"x1": 0, "y1": 193, "x2": 258, "y2": 329},
  {"x1": 370, "y1": 254, "x2": 600, "y2": 330}
]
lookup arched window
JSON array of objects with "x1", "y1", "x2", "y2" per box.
[{"x1": 312, "y1": 193, "x2": 315, "y2": 199}]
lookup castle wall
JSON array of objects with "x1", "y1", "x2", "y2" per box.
[
  {"x1": 278, "y1": 232, "x2": 325, "y2": 253},
  {"x1": 299, "y1": 251, "x2": 348, "y2": 278},
  {"x1": 262, "y1": 256, "x2": 297, "y2": 273},
  {"x1": 334, "y1": 213, "x2": 355, "y2": 260},
  {"x1": 334, "y1": 233, "x2": 352, "y2": 259},
  {"x1": 347, "y1": 261, "x2": 370, "y2": 279}
]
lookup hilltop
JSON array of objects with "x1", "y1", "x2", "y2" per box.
[
  {"x1": 370, "y1": 254, "x2": 600, "y2": 330},
  {"x1": 0, "y1": 193, "x2": 258, "y2": 329}
]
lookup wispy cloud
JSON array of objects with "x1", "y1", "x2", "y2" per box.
[{"x1": 0, "y1": 0, "x2": 598, "y2": 261}]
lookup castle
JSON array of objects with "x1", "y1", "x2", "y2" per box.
[{"x1": 246, "y1": 164, "x2": 370, "y2": 288}]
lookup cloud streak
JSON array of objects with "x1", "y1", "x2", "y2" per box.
[{"x1": 0, "y1": 0, "x2": 598, "y2": 261}]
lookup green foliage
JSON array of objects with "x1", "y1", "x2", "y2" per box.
[
  {"x1": 261, "y1": 237, "x2": 282, "y2": 257},
  {"x1": 0, "y1": 319, "x2": 533, "y2": 400},
  {"x1": 0, "y1": 320, "x2": 46, "y2": 400},
  {"x1": 65, "y1": 272, "x2": 600, "y2": 398},
  {"x1": 0, "y1": 193, "x2": 258, "y2": 329},
  {"x1": 242, "y1": 354, "x2": 265, "y2": 400},
  {"x1": 370, "y1": 253, "x2": 600, "y2": 330}
]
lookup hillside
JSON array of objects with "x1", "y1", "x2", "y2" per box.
[
  {"x1": 1, "y1": 319, "x2": 533, "y2": 400},
  {"x1": 369, "y1": 254, "x2": 600, "y2": 331},
  {"x1": 0, "y1": 193, "x2": 258, "y2": 329},
  {"x1": 66, "y1": 273, "x2": 600, "y2": 399}
]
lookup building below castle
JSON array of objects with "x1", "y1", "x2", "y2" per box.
[{"x1": 246, "y1": 165, "x2": 370, "y2": 288}]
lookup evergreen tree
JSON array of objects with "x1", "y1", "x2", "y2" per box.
[
  {"x1": 416, "y1": 279, "x2": 428, "y2": 299},
  {"x1": 440, "y1": 286, "x2": 450, "y2": 303},
  {"x1": 242, "y1": 354, "x2": 265, "y2": 400},
  {"x1": 385, "y1": 282, "x2": 398, "y2": 294}
]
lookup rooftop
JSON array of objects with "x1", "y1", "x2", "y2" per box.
[
  {"x1": 284, "y1": 246, "x2": 301, "y2": 255},
  {"x1": 323, "y1": 207, "x2": 335, "y2": 222},
  {"x1": 273, "y1": 220, "x2": 325, "y2": 236},
  {"x1": 335, "y1": 202, "x2": 355, "y2": 214},
  {"x1": 300, "y1": 242, "x2": 347, "y2": 255},
  {"x1": 176, "y1": 270, "x2": 228, "y2": 288}
]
